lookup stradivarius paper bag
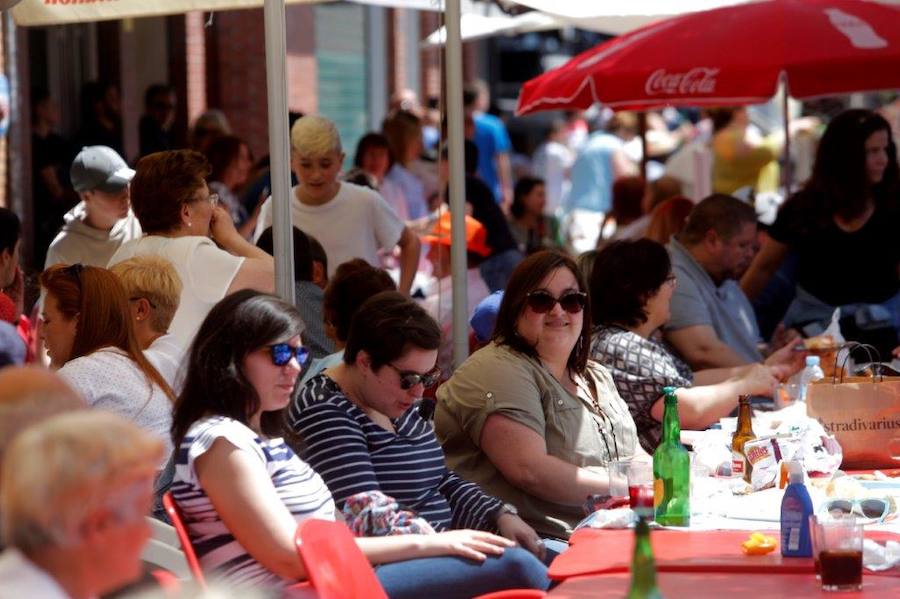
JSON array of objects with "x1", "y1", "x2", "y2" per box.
[{"x1": 806, "y1": 377, "x2": 900, "y2": 469}]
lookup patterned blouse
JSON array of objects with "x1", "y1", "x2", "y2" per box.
[{"x1": 590, "y1": 325, "x2": 694, "y2": 452}]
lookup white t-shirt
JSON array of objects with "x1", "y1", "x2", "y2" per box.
[
  {"x1": 253, "y1": 182, "x2": 405, "y2": 276},
  {"x1": 532, "y1": 141, "x2": 573, "y2": 217},
  {"x1": 145, "y1": 333, "x2": 185, "y2": 394},
  {"x1": 0, "y1": 549, "x2": 70, "y2": 599},
  {"x1": 59, "y1": 347, "x2": 173, "y2": 460},
  {"x1": 108, "y1": 236, "x2": 244, "y2": 348},
  {"x1": 171, "y1": 416, "x2": 335, "y2": 587}
]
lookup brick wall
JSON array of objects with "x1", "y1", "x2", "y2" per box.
[{"x1": 208, "y1": 5, "x2": 316, "y2": 161}]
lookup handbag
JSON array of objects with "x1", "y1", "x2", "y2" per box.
[{"x1": 806, "y1": 344, "x2": 900, "y2": 469}]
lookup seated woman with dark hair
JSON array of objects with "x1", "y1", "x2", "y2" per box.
[
  {"x1": 436, "y1": 250, "x2": 648, "y2": 548},
  {"x1": 289, "y1": 291, "x2": 549, "y2": 593},
  {"x1": 589, "y1": 239, "x2": 788, "y2": 452},
  {"x1": 170, "y1": 290, "x2": 548, "y2": 597}
]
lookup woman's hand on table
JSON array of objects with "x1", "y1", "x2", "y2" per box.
[
  {"x1": 497, "y1": 512, "x2": 547, "y2": 561},
  {"x1": 420, "y1": 529, "x2": 515, "y2": 562}
]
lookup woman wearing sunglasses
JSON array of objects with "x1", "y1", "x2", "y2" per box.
[
  {"x1": 589, "y1": 239, "x2": 788, "y2": 453},
  {"x1": 40, "y1": 263, "x2": 175, "y2": 462},
  {"x1": 290, "y1": 291, "x2": 549, "y2": 596},
  {"x1": 435, "y1": 250, "x2": 648, "y2": 551},
  {"x1": 170, "y1": 290, "x2": 547, "y2": 596}
]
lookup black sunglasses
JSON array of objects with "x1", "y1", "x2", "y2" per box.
[
  {"x1": 269, "y1": 343, "x2": 310, "y2": 367},
  {"x1": 388, "y1": 364, "x2": 442, "y2": 390},
  {"x1": 525, "y1": 290, "x2": 587, "y2": 314}
]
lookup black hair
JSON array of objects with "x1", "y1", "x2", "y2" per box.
[
  {"x1": 511, "y1": 177, "x2": 545, "y2": 219},
  {"x1": 590, "y1": 239, "x2": 671, "y2": 328},
  {"x1": 492, "y1": 250, "x2": 591, "y2": 375},
  {"x1": 308, "y1": 236, "x2": 328, "y2": 276},
  {"x1": 353, "y1": 132, "x2": 392, "y2": 169},
  {"x1": 323, "y1": 259, "x2": 396, "y2": 343},
  {"x1": 171, "y1": 290, "x2": 304, "y2": 443},
  {"x1": 144, "y1": 84, "x2": 175, "y2": 109},
  {"x1": 255, "y1": 226, "x2": 313, "y2": 282},
  {"x1": 343, "y1": 291, "x2": 441, "y2": 371},
  {"x1": 440, "y1": 140, "x2": 479, "y2": 174},
  {"x1": 0, "y1": 208, "x2": 21, "y2": 255},
  {"x1": 804, "y1": 109, "x2": 899, "y2": 223}
]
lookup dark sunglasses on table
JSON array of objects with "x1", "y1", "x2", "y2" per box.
[
  {"x1": 269, "y1": 343, "x2": 310, "y2": 367},
  {"x1": 525, "y1": 290, "x2": 587, "y2": 314},
  {"x1": 388, "y1": 364, "x2": 442, "y2": 390}
]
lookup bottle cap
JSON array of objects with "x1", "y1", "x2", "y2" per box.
[
  {"x1": 805, "y1": 355, "x2": 821, "y2": 367},
  {"x1": 788, "y1": 460, "x2": 804, "y2": 484},
  {"x1": 662, "y1": 386, "x2": 676, "y2": 396}
]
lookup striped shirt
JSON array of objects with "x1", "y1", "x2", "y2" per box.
[
  {"x1": 290, "y1": 374, "x2": 503, "y2": 532},
  {"x1": 171, "y1": 416, "x2": 335, "y2": 587}
]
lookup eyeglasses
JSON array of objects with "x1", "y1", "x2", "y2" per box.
[
  {"x1": 525, "y1": 290, "x2": 587, "y2": 314},
  {"x1": 129, "y1": 296, "x2": 158, "y2": 309},
  {"x1": 387, "y1": 363, "x2": 442, "y2": 390},
  {"x1": 269, "y1": 343, "x2": 310, "y2": 367},
  {"x1": 821, "y1": 498, "x2": 891, "y2": 522}
]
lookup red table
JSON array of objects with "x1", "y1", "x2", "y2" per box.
[
  {"x1": 549, "y1": 571, "x2": 900, "y2": 598},
  {"x1": 549, "y1": 529, "x2": 900, "y2": 581}
]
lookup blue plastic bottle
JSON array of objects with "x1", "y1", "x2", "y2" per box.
[{"x1": 780, "y1": 461, "x2": 813, "y2": 557}]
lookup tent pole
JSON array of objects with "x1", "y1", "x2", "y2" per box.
[
  {"x1": 638, "y1": 111, "x2": 647, "y2": 181},
  {"x1": 781, "y1": 73, "x2": 791, "y2": 201},
  {"x1": 264, "y1": 0, "x2": 295, "y2": 304},
  {"x1": 445, "y1": 0, "x2": 469, "y2": 370}
]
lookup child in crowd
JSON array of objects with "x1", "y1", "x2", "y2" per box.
[{"x1": 253, "y1": 115, "x2": 420, "y2": 294}]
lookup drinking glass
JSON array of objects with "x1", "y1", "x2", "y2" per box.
[
  {"x1": 819, "y1": 516, "x2": 864, "y2": 592},
  {"x1": 608, "y1": 459, "x2": 631, "y2": 499},
  {"x1": 809, "y1": 514, "x2": 824, "y2": 580},
  {"x1": 627, "y1": 461, "x2": 655, "y2": 519}
]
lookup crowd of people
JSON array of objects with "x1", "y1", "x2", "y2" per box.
[{"x1": 0, "y1": 84, "x2": 898, "y2": 598}]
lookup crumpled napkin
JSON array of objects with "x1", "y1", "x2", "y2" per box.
[
  {"x1": 863, "y1": 539, "x2": 900, "y2": 571},
  {"x1": 574, "y1": 507, "x2": 637, "y2": 530}
]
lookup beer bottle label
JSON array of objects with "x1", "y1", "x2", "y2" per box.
[{"x1": 731, "y1": 451, "x2": 746, "y2": 476}]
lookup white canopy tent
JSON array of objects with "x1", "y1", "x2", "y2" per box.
[
  {"x1": 505, "y1": 0, "x2": 900, "y2": 33},
  {"x1": 10, "y1": 0, "x2": 475, "y2": 366},
  {"x1": 422, "y1": 9, "x2": 562, "y2": 47}
]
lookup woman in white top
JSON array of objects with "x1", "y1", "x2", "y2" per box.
[
  {"x1": 39, "y1": 263, "x2": 176, "y2": 459},
  {"x1": 108, "y1": 150, "x2": 275, "y2": 348},
  {"x1": 170, "y1": 290, "x2": 549, "y2": 596}
]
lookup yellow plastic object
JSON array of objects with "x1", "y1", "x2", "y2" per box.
[{"x1": 741, "y1": 532, "x2": 777, "y2": 556}]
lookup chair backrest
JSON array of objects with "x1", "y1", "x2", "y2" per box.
[
  {"x1": 295, "y1": 519, "x2": 388, "y2": 599},
  {"x1": 162, "y1": 491, "x2": 208, "y2": 590}
]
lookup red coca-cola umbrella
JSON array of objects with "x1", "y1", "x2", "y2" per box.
[{"x1": 516, "y1": 0, "x2": 900, "y2": 115}]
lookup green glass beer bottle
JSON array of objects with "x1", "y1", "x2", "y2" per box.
[
  {"x1": 653, "y1": 386, "x2": 690, "y2": 526},
  {"x1": 626, "y1": 516, "x2": 664, "y2": 599}
]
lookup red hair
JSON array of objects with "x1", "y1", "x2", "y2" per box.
[{"x1": 40, "y1": 265, "x2": 175, "y2": 402}]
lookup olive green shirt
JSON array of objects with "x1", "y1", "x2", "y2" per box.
[{"x1": 435, "y1": 342, "x2": 639, "y2": 539}]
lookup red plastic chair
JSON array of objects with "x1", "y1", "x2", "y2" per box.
[
  {"x1": 162, "y1": 491, "x2": 208, "y2": 590},
  {"x1": 294, "y1": 519, "x2": 388, "y2": 599},
  {"x1": 475, "y1": 591, "x2": 547, "y2": 599}
]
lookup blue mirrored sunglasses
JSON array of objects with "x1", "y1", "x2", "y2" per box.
[{"x1": 270, "y1": 343, "x2": 310, "y2": 367}]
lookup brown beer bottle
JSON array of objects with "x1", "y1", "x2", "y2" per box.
[{"x1": 731, "y1": 395, "x2": 756, "y2": 483}]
